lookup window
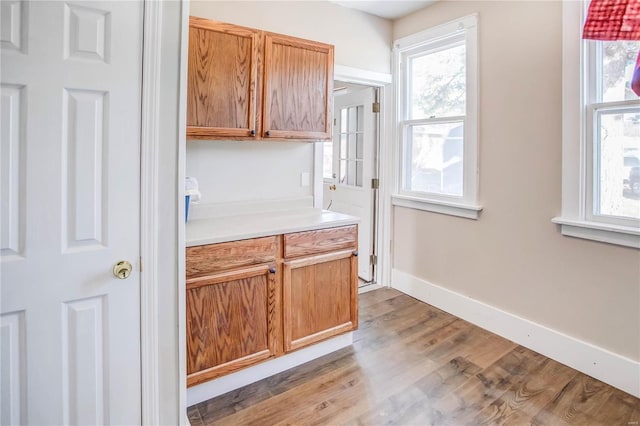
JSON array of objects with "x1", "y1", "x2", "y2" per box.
[
  {"x1": 323, "y1": 105, "x2": 365, "y2": 187},
  {"x1": 392, "y1": 15, "x2": 481, "y2": 219},
  {"x1": 555, "y1": 1, "x2": 640, "y2": 248}
]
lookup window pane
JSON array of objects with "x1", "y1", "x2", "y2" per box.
[
  {"x1": 409, "y1": 43, "x2": 466, "y2": 119},
  {"x1": 596, "y1": 110, "x2": 640, "y2": 219},
  {"x1": 348, "y1": 107, "x2": 358, "y2": 132},
  {"x1": 348, "y1": 134, "x2": 357, "y2": 160},
  {"x1": 356, "y1": 161, "x2": 363, "y2": 187},
  {"x1": 339, "y1": 160, "x2": 347, "y2": 184},
  {"x1": 340, "y1": 134, "x2": 347, "y2": 159},
  {"x1": 323, "y1": 141, "x2": 333, "y2": 179},
  {"x1": 356, "y1": 133, "x2": 364, "y2": 160},
  {"x1": 403, "y1": 122, "x2": 464, "y2": 196},
  {"x1": 347, "y1": 160, "x2": 356, "y2": 185},
  {"x1": 340, "y1": 108, "x2": 347, "y2": 133},
  {"x1": 601, "y1": 40, "x2": 640, "y2": 103}
]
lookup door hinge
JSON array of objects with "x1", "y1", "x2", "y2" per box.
[
  {"x1": 334, "y1": 118, "x2": 337, "y2": 126},
  {"x1": 370, "y1": 254, "x2": 377, "y2": 265},
  {"x1": 372, "y1": 102, "x2": 380, "y2": 113},
  {"x1": 371, "y1": 178, "x2": 379, "y2": 189},
  {"x1": 139, "y1": 256, "x2": 143, "y2": 272}
]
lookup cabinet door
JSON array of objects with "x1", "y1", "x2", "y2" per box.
[
  {"x1": 283, "y1": 250, "x2": 358, "y2": 352},
  {"x1": 186, "y1": 264, "x2": 278, "y2": 386},
  {"x1": 187, "y1": 17, "x2": 260, "y2": 139},
  {"x1": 263, "y1": 33, "x2": 334, "y2": 140}
]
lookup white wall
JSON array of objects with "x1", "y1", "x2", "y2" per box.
[
  {"x1": 186, "y1": 1, "x2": 392, "y2": 207},
  {"x1": 187, "y1": 141, "x2": 314, "y2": 204},
  {"x1": 392, "y1": 1, "x2": 640, "y2": 363},
  {"x1": 190, "y1": 1, "x2": 392, "y2": 74}
]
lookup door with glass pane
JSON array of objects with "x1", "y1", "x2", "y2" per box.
[{"x1": 323, "y1": 86, "x2": 376, "y2": 282}]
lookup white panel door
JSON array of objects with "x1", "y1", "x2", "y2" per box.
[
  {"x1": 1, "y1": 1, "x2": 143, "y2": 424},
  {"x1": 323, "y1": 87, "x2": 376, "y2": 282}
]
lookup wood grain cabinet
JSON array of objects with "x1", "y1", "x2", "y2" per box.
[
  {"x1": 187, "y1": 16, "x2": 333, "y2": 141},
  {"x1": 185, "y1": 236, "x2": 281, "y2": 387},
  {"x1": 185, "y1": 226, "x2": 357, "y2": 386},
  {"x1": 187, "y1": 18, "x2": 260, "y2": 139},
  {"x1": 282, "y1": 226, "x2": 359, "y2": 352}
]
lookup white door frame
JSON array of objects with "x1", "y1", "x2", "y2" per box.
[
  {"x1": 140, "y1": 0, "x2": 188, "y2": 424},
  {"x1": 316, "y1": 65, "x2": 393, "y2": 288}
]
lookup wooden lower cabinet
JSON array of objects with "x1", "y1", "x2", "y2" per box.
[
  {"x1": 283, "y1": 249, "x2": 358, "y2": 352},
  {"x1": 186, "y1": 264, "x2": 279, "y2": 387},
  {"x1": 186, "y1": 225, "x2": 357, "y2": 386}
]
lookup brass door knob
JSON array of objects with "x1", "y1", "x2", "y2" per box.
[
  {"x1": 113, "y1": 261, "x2": 133, "y2": 279},
  {"x1": 329, "y1": 184, "x2": 337, "y2": 191}
]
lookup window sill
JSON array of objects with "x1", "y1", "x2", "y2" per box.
[
  {"x1": 552, "y1": 217, "x2": 640, "y2": 249},
  {"x1": 392, "y1": 194, "x2": 482, "y2": 220}
]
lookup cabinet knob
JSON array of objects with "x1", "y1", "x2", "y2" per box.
[
  {"x1": 265, "y1": 131, "x2": 271, "y2": 137},
  {"x1": 269, "y1": 267, "x2": 276, "y2": 274},
  {"x1": 250, "y1": 129, "x2": 256, "y2": 136},
  {"x1": 353, "y1": 251, "x2": 359, "y2": 257}
]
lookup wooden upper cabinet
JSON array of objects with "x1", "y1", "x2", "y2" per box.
[
  {"x1": 187, "y1": 17, "x2": 259, "y2": 139},
  {"x1": 263, "y1": 33, "x2": 334, "y2": 140},
  {"x1": 186, "y1": 17, "x2": 334, "y2": 141}
]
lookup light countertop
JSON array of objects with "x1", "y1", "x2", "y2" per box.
[{"x1": 186, "y1": 208, "x2": 359, "y2": 247}]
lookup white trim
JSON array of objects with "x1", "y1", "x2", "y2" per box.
[
  {"x1": 331, "y1": 66, "x2": 394, "y2": 287},
  {"x1": 334, "y1": 64, "x2": 392, "y2": 86},
  {"x1": 392, "y1": 194, "x2": 482, "y2": 219},
  {"x1": 552, "y1": 217, "x2": 640, "y2": 248},
  {"x1": 177, "y1": 0, "x2": 190, "y2": 424},
  {"x1": 391, "y1": 269, "x2": 640, "y2": 398},
  {"x1": 140, "y1": 1, "x2": 163, "y2": 423},
  {"x1": 557, "y1": 0, "x2": 640, "y2": 249},
  {"x1": 358, "y1": 283, "x2": 383, "y2": 294},
  {"x1": 186, "y1": 333, "x2": 353, "y2": 406},
  {"x1": 394, "y1": 14, "x2": 477, "y2": 50}
]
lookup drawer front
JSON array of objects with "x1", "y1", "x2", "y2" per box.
[
  {"x1": 186, "y1": 236, "x2": 278, "y2": 278},
  {"x1": 284, "y1": 225, "x2": 357, "y2": 259}
]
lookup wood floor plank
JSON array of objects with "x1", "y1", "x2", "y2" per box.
[
  {"x1": 531, "y1": 374, "x2": 619, "y2": 425},
  {"x1": 472, "y1": 357, "x2": 578, "y2": 425},
  {"x1": 187, "y1": 405, "x2": 204, "y2": 426},
  {"x1": 190, "y1": 288, "x2": 640, "y2": 426}
]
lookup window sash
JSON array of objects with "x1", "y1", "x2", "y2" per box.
[
  {"x1": 399, "y1": 118, "x2": 466, "y2": 200},
  {"x1": 585, "y1": 102, "x2": 640, "y2": 227},
  {"x1": 403, "y1": 35, "x2": 466, "y2": 121}
]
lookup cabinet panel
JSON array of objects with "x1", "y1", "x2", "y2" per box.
[
  {"x1": 283, "y1": 250, "x2": 358, "y2": 352},
  {"x1": 186, "y1": 265, "x2": 277, "y2": 386},
  {"x1": 263, "y1": 34, "x2": 333, "y2": 140},
  {"x1": 284, "y1": 225, "x2": 357, "y2": 259},
  {"x1": 186, "y1": 236, "x2": 277, "y2": 278},
  {"x1": 187, "y1": 18, "x2": 259, "y2": 138}
]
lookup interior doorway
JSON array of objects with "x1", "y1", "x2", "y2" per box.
[{"x1": 322, "y1": 81, "x2": 380, "y2": 287}]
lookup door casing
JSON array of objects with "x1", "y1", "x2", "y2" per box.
[{"x1": 315, "y1": 65, "x2": 393, "y2": 289}]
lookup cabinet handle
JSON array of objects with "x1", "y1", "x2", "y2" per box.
[
  {"x1": 353, "y1": 251, "x2": 359, "y2": 257},
  {"x1": 269, "y1": 267, "x2": 276, "y2": 274},
  {"x1": 265, "y1": 131, "x2": 271, "y2": 137},
  {"x1": 250, "y1": 129, "x2": 256, "y2": 136}
]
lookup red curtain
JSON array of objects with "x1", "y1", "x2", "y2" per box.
[{"x1": 583, "y1": 0, "x2": 640, "y2": 40}]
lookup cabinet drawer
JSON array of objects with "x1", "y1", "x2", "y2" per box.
[
  {"x1": 284, "y1": 225, "x2": 357, "y2": 259},
  {"x1": 186, "y1": 236, "x2": 278, "y2": 278}
]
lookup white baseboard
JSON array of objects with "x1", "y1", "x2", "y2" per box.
[
  {"x1": 391, "y1": 269, "x2": 640, "y2": 398},
  {"x1": 186, "y1": 333, "x2": 353, "y2": 406}
]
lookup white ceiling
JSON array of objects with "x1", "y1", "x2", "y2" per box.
[{"x1": 328, "y1": 1, "x2": 436, "y2": 20}]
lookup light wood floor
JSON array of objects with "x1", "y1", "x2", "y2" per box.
[{"x1": 187, "y1": 288, "x2": 640, "y2": 425}]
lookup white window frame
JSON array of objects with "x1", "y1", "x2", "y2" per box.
[
  {"x1": 553, "y1": 1, "x2": 640, "y2": 249},
  {"x1": 392, "y1": 14, "x2": 481, "y2": 220}
]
